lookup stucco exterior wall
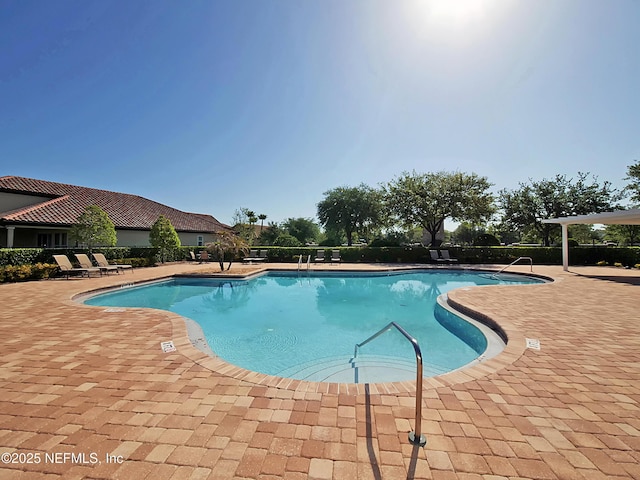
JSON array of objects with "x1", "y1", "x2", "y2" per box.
[
  {"x1": 0, "y1": 224, "x2": 216, "y2": 248},
  {"x1": 0, "y1": 192, "x2": 54, "y2": 213},
  {"x1": 178, "y1": 232, "x2": 217, "y2": 246},
  {"x1": 115, "y1": 230, "x2": 151, "y2": 247},
  {"x1": 116, "y1": 230, "x2": 216, "y2": 247}
]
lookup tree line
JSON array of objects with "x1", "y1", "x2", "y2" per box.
[{"x1": 241, "y1": 160, "x2": 640, "y2": 247}]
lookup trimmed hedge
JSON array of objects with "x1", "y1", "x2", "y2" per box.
[
  {"x1": 0, "y1": 263, "x2": 58, "y2": 282},
  {"x1": 248, "y1": 245, "x2": 640, "y2": 267},
  {"x1": 1, "y1": 245, "x2": 639, "y2": 270},
  {"x1": 0, "y1": 246, "x2": 197, "y2": 267},
  {"x1": 0, "y1": 246, "x2": 194, "y2": 282},
  {"x1": 0, "y1": 248, "x2": 48, "y2": 266}
]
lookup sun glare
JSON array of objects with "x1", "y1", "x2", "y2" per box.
[
  {"x1": 427, "y1": 0, "x2": 490, "y2": 24},
  {"x1": 404, "y1": 0, "x2": 508, "y2": 46}
]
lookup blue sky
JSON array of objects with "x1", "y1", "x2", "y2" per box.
[{"x1": 1, "y1": 0, "x2": 638, "y2": 227}]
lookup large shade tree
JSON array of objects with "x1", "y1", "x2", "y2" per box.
[
  {"x1": 69, "y1": 205, "x2": 117, "y2": 252},
  {"x1": 317, "y1": 184, "x2": 382, "y2": 246},
  {"x1": 499, "y1": 172, "x2": 621, "y2": 246},
  {"x1": 624, "y1": 160, "x2": 640, "y2": 205},
  {"x1": 609, "y1": 161, "x2": 640, "y2": 245},
  {"x1": 605, "y1": 223, "x2": 640, "y2": 246},
  {"x1": 281, "y1": 217, "x2": 321, "y2": 245},
  {"x1": 384, "y1": 171, "x2": 494, "y2": 246}
]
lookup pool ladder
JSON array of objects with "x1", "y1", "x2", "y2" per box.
[
  {"x1": 353, "y1": 322, "x2": 426, "y2": 446},
  {"x1": 297, "y1": 254, "x2": 311, "y2": 273},
  {"x1": 491, "y1": 256, "x2": 533, "y2": 278}
]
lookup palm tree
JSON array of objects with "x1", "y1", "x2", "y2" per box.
[
  {"x1": 258, "y1": 214, "x2": 267, "y2": 231},
  {"x1": 206, "y1": 231, "x2": 250, "y2": 271},
  {"x1": 246, "y1": 211, "x2": 258, "y2": 246}
]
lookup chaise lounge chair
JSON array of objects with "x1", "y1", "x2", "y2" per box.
[
  {"x1": 76, "y1": 253, "x2": 118, "y2": 275},
  {"x1": 314, "y1": 249, "x2": 325, "y2": 263},
  {"x1": 243, "y1": 249, "x2": 260, "y2": 264},
  {"x1": 440, "y1": 250, "x2": 458, "y2": 263},
  {"x1": 430, "y1": 250, "x2": 446, "y2": 263},
  {"x1": 256, "y1": 250, "x2": 268, "y2": 262},
  {"x1": 53, "y1": 254, "x2": 100, "y2": 278},
  {"x1": 92, "y1": 253, "x2": 133, "y2": 273},
  {"x1": 331, "y1": 250, "x2": 341, "y2": 265}
]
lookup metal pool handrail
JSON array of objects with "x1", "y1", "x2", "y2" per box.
[
  {"x1": 492, "y1": 256, "x2": 533, "y2": 278},
  {"x1": 353, "y1": 321, "x2": 426, "y2": 446}
]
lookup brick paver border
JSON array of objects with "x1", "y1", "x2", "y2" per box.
[{"x1": 1, "y1": 262, "x2": 638, "y2": 479}]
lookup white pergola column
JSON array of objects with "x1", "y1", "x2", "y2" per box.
[
  {"x1": 6, "y1": 226, "x2": 15, "y2": 248},
  {"x1": 561, "y1": 223, "x2": 569, "y2": 272}
]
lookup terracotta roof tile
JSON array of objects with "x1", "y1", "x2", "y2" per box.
[{"x1": 0, "y1": 176, "x2": 230, "y2": 233}]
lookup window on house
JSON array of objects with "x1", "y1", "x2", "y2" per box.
[
  {"x1": 54, "y1": 233, "x2": 67, "y2": 247},
  {"x1": 37, "y1": 233, "x2": 52, "y2": 248},
  {"x1": 37, "y1": 232, "x2": 68, "y2": 248},
  {"x1": 197, "y1": 235, "x2": 204, "y2": 246}
]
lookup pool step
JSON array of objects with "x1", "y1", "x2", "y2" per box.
[{"x1": 275, "y1": 354, "x2": 450, "y2": 383}]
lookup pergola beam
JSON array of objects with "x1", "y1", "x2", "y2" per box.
[{"x1": 542, "y1": 209, "x2": 640, "y2": 271}]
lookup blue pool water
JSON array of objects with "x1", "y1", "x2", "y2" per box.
[{"x1": 84, "y1": 270, "x2": 542, "y2": 382}]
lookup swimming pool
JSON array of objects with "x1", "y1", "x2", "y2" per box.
[{"x1": 84, "y1": 270, "x2": 542, "y2": 383}]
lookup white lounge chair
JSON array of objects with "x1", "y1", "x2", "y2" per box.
[
  {"x1": 92, "y1": 253, "x2": 133, "y2": 273},
  {"x1": 76, "y1": 253, "x2": 118, "y2": 275},
  {"x1": 53, "y1": 254, "x2": 99, "y2": 278}
]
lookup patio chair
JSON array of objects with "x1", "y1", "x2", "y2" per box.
[
  {"x1": 440, "y1": 250, "x2": 458, "y2": 263},
  {"x1": 188, "y1": 251, "x2": 197, "y2": 261},
  {"x1": 429, "y1": 250, "x2": 446, "y2": 263},
  {"x1": 243, "y1": 249, "x2": 260, "y2": 264},
  {"x1": 331, "y1": 250, "x2": 341, "y2": 265},
  {"x1": 256, "y1": 250, "x2": 268, "y2": 262},
  {"x1": 314, "y1": 249, "x2": 325, "y2": 263},
  {"x1": 92, "y1": 253, "x2": 133, "y2": 273},
  {"x1": 53, "y1": 254, "x2": 99, "y2": 278},
  {"x1": 199, "y1": 250, "x2": 211, "y2": 263},
  {"x1": 76, "y1": 253, "x2": 117, "y2": 275}
]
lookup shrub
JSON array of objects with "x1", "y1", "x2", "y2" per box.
[
  {"x1": 596, "y1": 260, "x2": 608, "y2": 266},
  {"x1": 318, "y1": 236, "x2": 343, "y2": 247},
  {"x1": 273, "y1": 233, "x2": 302, "y2": 247},
  {"x1": 473, "y1": 234, "x2": 500, "y2": 246},
  {"x1": 369, "y1": 238, "x2": 401, "y2": 247},
  {"x1": 150, "y1": 215, "x2": 181, "y2": 263},
  {"x1": 0, "y1": 248, "x2": 47, "y2": 266},
  {"x1": 0, "y1": 263, "x2": 57, "y2": 283},
  {"x1": 69, "y1": 205, "x2": 117, "y2": 251},
  {"x1": 32, "y1": 263, "x2": 59, "y2": 279},
  {"x1": 112, "y1": 258, "x2": 152, "y2": 268},
  {"x1": 567, "y1": 238, "x2": 579, "y2": 248}
]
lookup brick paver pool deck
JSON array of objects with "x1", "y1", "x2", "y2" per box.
[{"x1": 0, "y1": 262, "x2": 638, "y2": 479}]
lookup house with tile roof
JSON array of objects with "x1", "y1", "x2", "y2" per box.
[{"x1": 0, "y1": 176, "x2": 231, "y2": 248}]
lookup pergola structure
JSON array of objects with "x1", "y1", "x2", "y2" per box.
[{"x1": 543, "y1": 209, "x2": 640, "y2": 271}]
